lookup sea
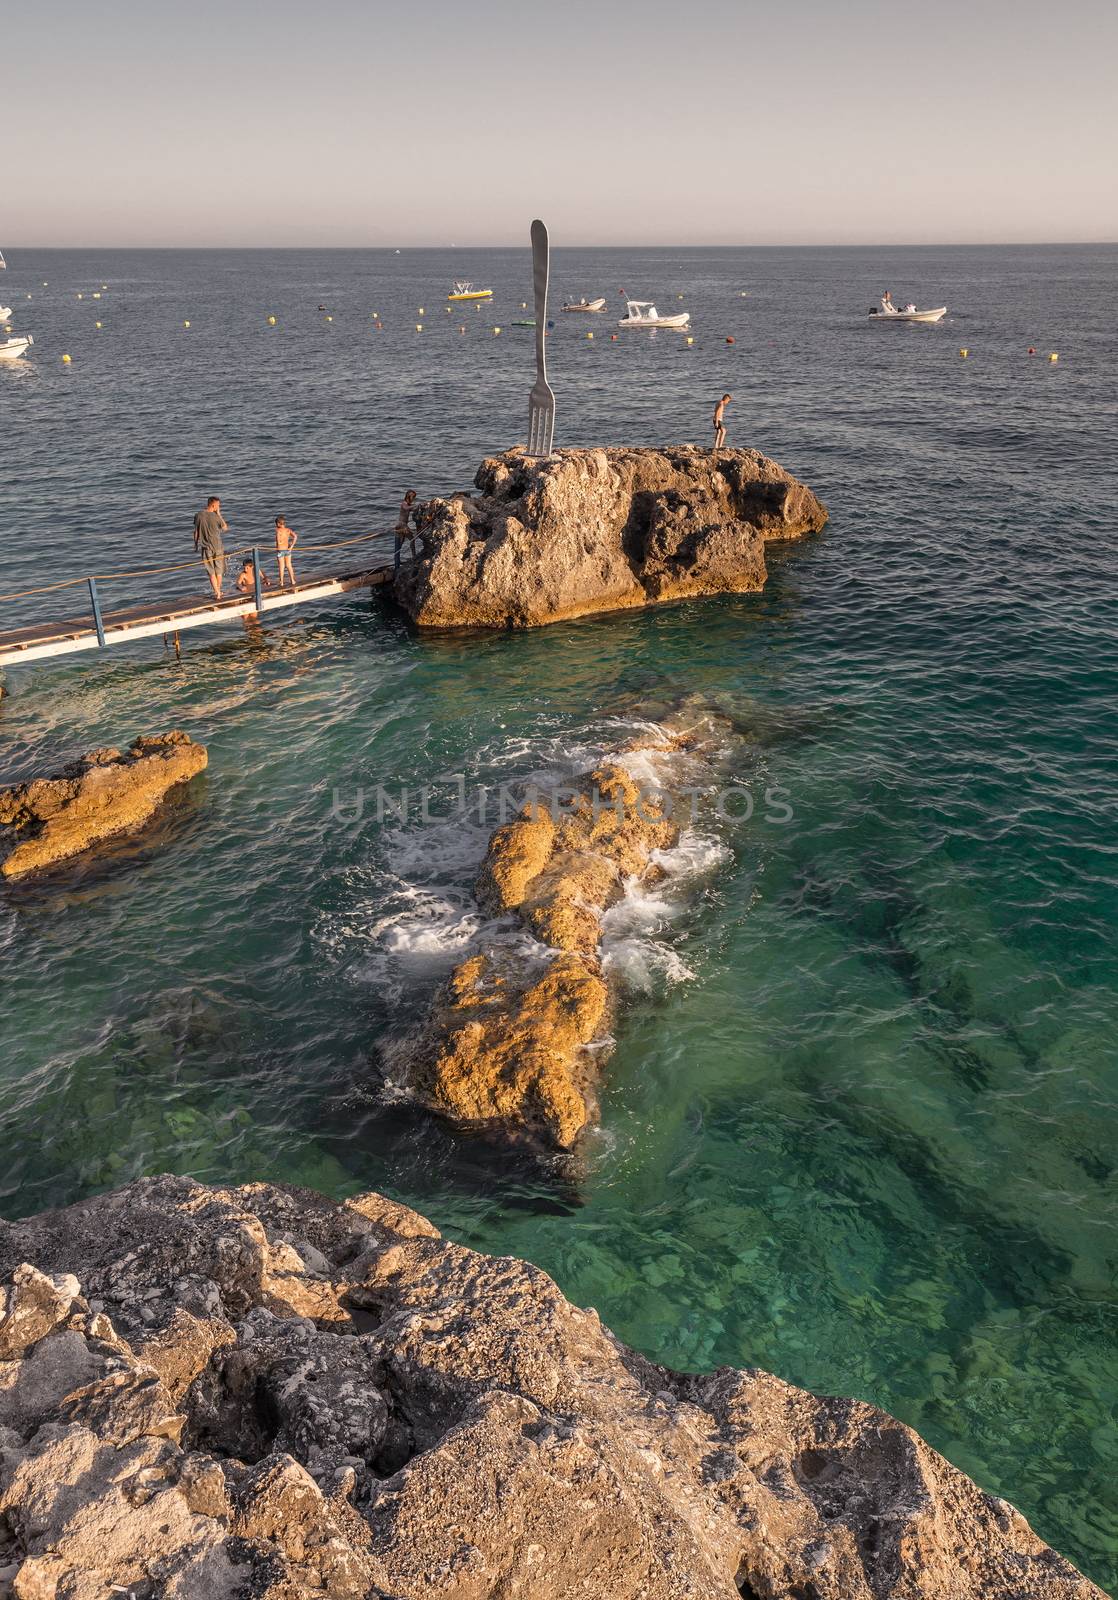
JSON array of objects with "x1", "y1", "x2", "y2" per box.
[{"x1": 2, "y1": 245, "x2": 1117, "y2": 1587}]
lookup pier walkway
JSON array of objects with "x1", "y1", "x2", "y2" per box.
[{"x1": 0, "y1": 532, "x2": 396, "y2": 669}]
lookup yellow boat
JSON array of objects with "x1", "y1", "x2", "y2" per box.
[{"x1": 447, "y1": 280, "x2": 493, "y2": 301}]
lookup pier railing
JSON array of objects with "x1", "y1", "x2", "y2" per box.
[{"x1": 0, "y1": 527, "x2": 397, "y2": 640}]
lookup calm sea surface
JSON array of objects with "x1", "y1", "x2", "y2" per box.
[{"x1": 2, "y1": 246, "x2": 1117, "y2": 1586}]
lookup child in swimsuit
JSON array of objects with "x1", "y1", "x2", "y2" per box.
[
  {"x1": 274, "y1": 516, "x2": 298, "y2": 587},
  {"x1": 712, "y1": 394, "x2": 732, "y2": 451}
]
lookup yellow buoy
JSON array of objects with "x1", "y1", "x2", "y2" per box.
[
  {"x1": 43, "y1": 281, "x2": 49, "y2": 287},
  {"x1": 93, "y1": 292, "x2": 101, "y2": 299},
  {"x1": 418, "y1": 306, "x2": 425, "y2": 315},
  {"x1": 416, "y1": 323, "x2": 423, "y2": 331},
  {"x1": 326, "y1": 315, "x2": 333, "y2": 322},
  {"x1": 101, "y1": 284, "x2": 107, "y2": 289},
  {"x1": 1049, "y1": 352, "x2": 1059, "y2": 362},
  {"x1": 958, "y1": 347, "x2": 968, "y2": 358},
  {"x1": 686, "y1": 336, "x2": 694, "y2": 345},
  {"x1": 586, "y1": 331, "x2": 594, "y2": 339},
  {"x1": 62, "y1": 354, "x2": 72, "y2": 364},
  {"x1": 267, "y1": 315, "x2": 276, "y2": 325},
  {"x1": 77, "y1": 293, "x2": 83, "y2": 300},
  {"x1": 95, "y1": 321, "x2": 102, "y2": 329},
  {"x1": 184, "y1": 320, "x2": 191, "y2": 328},
  {"x1": 493, "y1": 326, "x2": 501, "y2": 334}
]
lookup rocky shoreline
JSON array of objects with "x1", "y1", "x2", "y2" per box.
[
  {"x1": 0, "y1": 1175, "x2": 1102, "y2": 1600},
  {"x1": 393, "y1": 445, "x2": 827, "y2": 629}
]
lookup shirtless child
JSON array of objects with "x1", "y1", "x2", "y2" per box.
[
  {"x1": 235, "y1": 559, "x2": 273, "y2": 617},
  {"x1": 712, "y1": 393, "x2": 732, "y2": 451},
  {"x1": 274, "y1": 516, "x2": 298, "y2": 587}
]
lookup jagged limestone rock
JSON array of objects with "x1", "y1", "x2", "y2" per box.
[
  {"x1": 393, "y1": 445, "x2": 827, "y2": 629},
  {"x1": 0, "y1": 731, "x2": 207, "y2": 878},
  {"x1": 0, "y1": 1176, "x2": 1102, "y2": 1600}
]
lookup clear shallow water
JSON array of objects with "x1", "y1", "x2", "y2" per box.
[{"x1": 2, "y1": 246, "x2": 1118, "y2": 1586}]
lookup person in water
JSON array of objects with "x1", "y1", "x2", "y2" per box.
[
  {"x1": 193, "y1": 495, "x2": 228, "y2": 599},
  {"x1": 712, "y1": 394, "x2": 732, "y2": 451},
  {"x1": 235, "y1": 558, "x2": 272, "y2": 617},
  {"x1": 394, "y1": 490, "x2": 419, "y2": 574},
  {"x1": 274, "y1": 516, "x2": 299, "y2": 587}
]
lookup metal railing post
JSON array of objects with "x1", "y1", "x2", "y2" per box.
[
  {"x1": 87, "y1": 577, "x2": 106, "y2": 647},
  {"x1": 251, "y1": 546, "x2": 264, "y2": 614}
]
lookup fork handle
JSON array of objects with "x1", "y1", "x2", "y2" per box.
[{"x1": 531, "y1": 218, "x2": 549, "y2": 383}]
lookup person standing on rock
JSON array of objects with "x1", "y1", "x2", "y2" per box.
[
  {"x1": 193, "y1": 496, "x2": 228, "y2": 600},
  {"x1": 712, "y1": 394, "x2": 732, "y2": 452},
  {"x1": 394, "y1": 490, "x2": 419, "y2": 575}
]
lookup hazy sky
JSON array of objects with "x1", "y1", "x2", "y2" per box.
[{"x1": 6, "y1": 0, "x2": 1117, "y2": 246}]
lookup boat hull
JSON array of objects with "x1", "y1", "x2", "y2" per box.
[
  {"x1": 448, "y1": 290, "x2": 493, "y2": 301},
  {"x1": 562, "y1": 299, "x2": 606, "y2": 313},
  {"x1": 618, "y1": 313, "x2": 691, "y2": 329},
  {"x1": 870, "y1": 307, "x2": 947, "y2": 323},
  {"x1": 0, "y1": 335, "x2": 32, "y2": 361}
]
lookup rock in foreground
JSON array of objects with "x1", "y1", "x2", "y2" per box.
[
  {"x1": 0, "y1": 732, "x2": 206, "y2": 879},
  {"x1": 393, "y1": 445, "x2": 828, "y2": 629},
  {"x1": 0, "y1": 1176, "x2": 1100, "y2": 1599}
]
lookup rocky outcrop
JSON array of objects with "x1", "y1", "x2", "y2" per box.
[
  {"x1": 393, "y1": 445, "x2": 827, "y2": 629},
  {"x1": 403, "y1": 758, "x2": 675, "y2": 1152},
  {"x1": 0, "y1": 1176, "x2": 1101, "y2": 1600},
  {"x1": 0, "y1": 732, "x2": 206, "y2": 879}
]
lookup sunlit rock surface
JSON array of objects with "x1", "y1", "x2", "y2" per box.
[
  {"x1": 393, "y1": 445, "x2": 828, "y2": 629},
  {"x1": 0, "y1": 1176, "x2": 1101, "y2": 1600}
]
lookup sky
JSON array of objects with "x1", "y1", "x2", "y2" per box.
[{"x1": 5, "y1": 0, "x2": 1117, "y2": 247}]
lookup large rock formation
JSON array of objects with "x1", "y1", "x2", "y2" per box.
[
  {"x1": 0, "y1": 732, "x2": 206, "y2": 879},
  {"x1": 402, "y1": 756, "x2": 676, "y2": 1152},
  {"x1": 0, "y1": 1176, "x2": 1101, "y2": 1600},
  {"x1": 393, "y1": 446, "x2": 828, "y2": 629}
]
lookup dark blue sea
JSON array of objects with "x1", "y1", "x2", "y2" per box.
[{"x1": 2, "y1": 245, "x2": 1117, "y2": 1587}]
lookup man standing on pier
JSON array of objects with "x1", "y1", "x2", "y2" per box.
[{"x1": 193, "y1": 496, "x2": 228, "y2": 599}]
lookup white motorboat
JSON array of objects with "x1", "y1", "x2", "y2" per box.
[
  {"x1": 869, "y1": 295, "x2": 947, "y2": 324},
  {"x1": 0, "y1": 307, "x2": 12, "y2": 322},
  {"x1": 0, "y1": 333, "x2": 33, "y2": 362},
  {"x1": 617, "y1": 299, "x2": 690, "y2": 329},
  {"x1": 561, "y1": 297, "x2": 606, "y2": 313}
]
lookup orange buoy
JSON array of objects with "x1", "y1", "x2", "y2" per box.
[{"x1": 726, "y1": 336, "x2": 735, "y2": 344}]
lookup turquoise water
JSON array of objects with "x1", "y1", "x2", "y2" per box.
[{"x1": 2, "y1": 247, "x2": 1117, "y2": 1586}]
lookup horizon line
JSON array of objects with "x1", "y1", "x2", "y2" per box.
[{"x1": 4, "y1": 239, "x2": 1117, "y2": 253}]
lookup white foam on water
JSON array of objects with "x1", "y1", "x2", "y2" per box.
[
  {"x1": 601, "y1": 827, "x2": 730, "y2": 995},
  {"x1": 319, "y1": 709, "x2": 737, "y2": 1008}
]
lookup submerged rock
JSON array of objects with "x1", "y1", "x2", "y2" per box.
[
  {"x1": 0, "y1": 731, "x2": 207, "y2": 879},
  {"x1": 393, "y1": 445, "x2": 828, "y2": 629},
  {"x1": 403, "y1": 759, "x2": 675, "y2": 1151},
  {"x1": 0, "y1": 1175, "x2": 1101, "y2": 1599}
]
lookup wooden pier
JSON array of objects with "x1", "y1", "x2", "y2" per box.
[{"x1": 0, "y1": 547, "x2": 395, "y2": 669}]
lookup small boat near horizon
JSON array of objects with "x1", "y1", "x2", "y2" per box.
[
  {"x1": 0, "y1": 333, "x2": 33, "y2": 362},
  {"x1": 617, "y1": 299, "x2": 690, "y2": 330},
  {"x1": 0, "y1": 250, "x2": 7, "y2": 269},
  {"x1": 448, "y1": 281, "x2": 493, "y2": 301},
  {"x1": 870, "y1": 294, "x2": 947, "y2": 324},
  {"x1": 561, "y1": 297, "x2": 606, "y2": 313}
]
